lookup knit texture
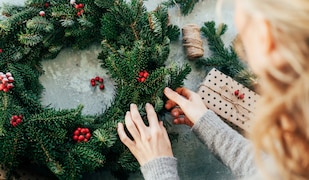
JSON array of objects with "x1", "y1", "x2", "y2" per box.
[
  {"x1": 192, "y1": 110, "x2": 257, "y2": 178},
  {"x1": 140, "y1": 156, "x2": 179, "y2": 180}
]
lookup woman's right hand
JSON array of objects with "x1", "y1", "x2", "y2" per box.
[{"x1": 164, "y1": 87, "x2": 208, "y2": 127}]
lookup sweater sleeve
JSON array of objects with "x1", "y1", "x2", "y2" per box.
[
  {"x1": 140, "y1": 156, "x2": 179, "y2": 180},
  {"x1": 192, "y1": 110, "x2": 257, "y2": 178}
]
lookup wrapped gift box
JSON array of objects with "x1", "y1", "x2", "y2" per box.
[{"x1": 197, "y1": 68, "x2": 260, "y2": 132}]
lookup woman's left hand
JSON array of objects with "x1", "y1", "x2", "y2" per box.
[{"x1": 117, "y1": 103, "x2": 174, "y2": 166}]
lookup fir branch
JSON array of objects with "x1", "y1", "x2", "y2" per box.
[
  {"x1": 0, "y1": 128, "x2": 27, "y2": 171},
  {"x1": 197, "y1": 21, "x2": 256, "y2": 89},
  {"x1": 26, "y1": 16, "x2": 54, "y2": 33},
  {"x1": 163, "y1": 0, "x2": 200, "y2": 16},
  {"x1": 94, "y1": 0, "x2": 115, "y2": 9},
  {"x1": 93, "y1": 128, "x2": 118, "y2": 148},
  {"x1": 118, "y1": 149, "x2": 139, "y2": 172},
  {"x1": 18, "y1": 32, "x2": 43, "y2": 46}
]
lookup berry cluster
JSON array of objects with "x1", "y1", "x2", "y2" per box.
[
  {"x1": 75, "y1": 4, "x2": 84, "y2": 16},
  {"x1": 10, "y1": 115, "x2": 23, "y2": 127},
  {"x1": 73, "y1": 127, "x2": 91, "y2": 143},
  {"x1": 137, "y1": 70, "x2": 149, "y2": 83},
  {"x1": 90, "y1": 76, "x2": 105, "y2": 90},
  {"x1": 70, "y1": 0, "x2": 84, "y2": 16},
  {"x1": 0, "y1": 72, "x2": 14, "y2": 92},
  {"x1": 234, "y1": 90, "x2": 245, "y2": 99}
]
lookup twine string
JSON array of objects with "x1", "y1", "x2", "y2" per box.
[{"x1": 219, "y1": 85, "x2": 250, "y2": 122}]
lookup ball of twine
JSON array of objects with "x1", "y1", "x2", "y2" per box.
[{"x1": 182, "y1": 24, "x2": 204, "y2": 60}]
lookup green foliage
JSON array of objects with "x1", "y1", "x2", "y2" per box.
[
  {"x1": 163, "y1": 0, "x2": 201, "y2": 16},
  {"x1": 98, "y1": 1, "x2": 189, "y2": 175},
  {"x1": 0, "y1": 0, "x2": 189, "y2": 179},
  {"x1": 196, "y1": 21, "x2": 256, "y2": 89}
]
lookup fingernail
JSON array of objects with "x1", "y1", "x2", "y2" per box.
[
  {"x1": 145, "y1": 103, "x2": 151, "y2": 107},
  {"x1": 165, "y1": 87, "x2": 171, "y2": 93}
]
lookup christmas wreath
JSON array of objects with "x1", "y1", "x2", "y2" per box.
[{"x1": 0, "y1": 0, "x2": 191, "y2": 179}]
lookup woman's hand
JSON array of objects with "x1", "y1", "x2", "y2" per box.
[
  {"x1": 117, "y1": 103, "x2": 174, "y2": 166},
  {"x1": 164, "y1": 87, "x2": 208, "y2": 127}
]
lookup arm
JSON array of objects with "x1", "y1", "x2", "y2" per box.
[
  {"x1": 141, "y1": 157, "x2": 179, "y2": 180},
  {"x1": 164, "y1": 87, "x2": 257, "y2": 178},
  {"x1": 192, "y1": 110, "x2": 257, "y2": 178}
]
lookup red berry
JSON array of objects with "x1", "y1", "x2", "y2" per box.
[
  {"x1": 44, "y1": 2, "x2": 49, "y2": 8},
  {"x1": 19, "y1": 114, "x2": 23, "y2": 119},
  {"x1": 78, "y1": 135, "x2": 84, "y2": 141},
  {"x1": 13, "y1": 115, "x2": 18, "y2": 120},
  {"x1": 83, "y1": 138, "x2": 88, "y2": 142},
  {"x1": 0, "y1": 84, "x2": 4, "y2": 91},
  {"x1": 75, "y1": 4, "x2": 79, "y2": 9},
  {"x1": 85, "y1": 133, "x2": 91, "y2": 139},
  {"x1": 2, "y1": 78, "x2": 8, "y2": 84},
  {"x1": 78, "y1": 3, "x2": 84, "y2": 8},
  {"x1": 77, "y1": 127, "x2": 81, "y2": 131},
  {"x1": 81, "y1": 128, "x2": 87, "y2": 134},
  {"x1": 140, "y1": 77, "x2": 146, "y2": 82},
  {"x1": 79, "y1": 9, "x2": 84, "y2": 14},
  {"x1": 99, "y1": 84, "x2": 104, "y2": 90},
  {"x1": 239, "y1": 93, "x2": 245, "y2": 99},
  {"x1": 5, "y1": 72, "x2": 11, "y2": 77},
  {"x1": 91, "y1": 81, "x2": 96, "y2": 87},
  {"x1": 234, "y1": 90, "x2": 239, "y2": 96},
  {"x1": 7, "y1": 83, "x2": 14, "y2": 90},
  {"x1": 12, "y1": 122, "x2": 17, "y2": 127},
  {"x1": 143, "y1": 71, "x2": 149, "y2": 78},
  {"x1": 8, "y1": 77, "x2": 14, "y2": 83},
  {"x1": 91, "y1": 78, "x2": 95, "y2": 82},
  {"x1": 77, "y1": 11, "x2": 81, "y2": 16},
  {"x1": 16, "y1": 118, "x2": 22, "y2": 124},
  {"x1": 98, "y1": 78, "x2": 104, "y2": 83},
  {"x1": 139, "y1": 72, "x2": 144, "y2": 77},
  {"x1": 74, "y1": 130, "x2": 80, "y2": 135},
  {"x1": 39, "y1": 11, "x2": 45, "y2": 17},
  {"x1": 3, "y1": 88, "x2": 8, "y2": 92},
  {"x1": 73, "y1": 135, "x2": 79, "y2": 141},
  {"x1": 95, "y1": 76, "x2": 100, "y2": 81},
  {"x1": 0, "y1": 49, "x2": 2, "y2": 53}
]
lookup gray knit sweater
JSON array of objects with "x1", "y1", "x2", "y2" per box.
[{"x1": 140, "y1": 110, "x2": 260, "y2": 180}]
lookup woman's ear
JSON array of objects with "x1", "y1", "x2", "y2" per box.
[
  {"x1": 258, "y1": 18, "x2": 275, "y2": 55},
  {"x1": 259, "y1": 18, "x2": 286, "y2": 67}
]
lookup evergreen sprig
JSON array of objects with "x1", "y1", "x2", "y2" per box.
[
  {"x1": 163, "y1": 0, "x2": 201, "y2": 16},
  {"x1": 196, "y1": 21, "x2": 256, "y2": 89}
]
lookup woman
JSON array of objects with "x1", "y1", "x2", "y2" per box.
[{"x1": 117, "y1": 0, "x2": 309, "y2": 179}]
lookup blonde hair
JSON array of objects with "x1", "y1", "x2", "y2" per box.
[{"x1": 240, "y1": 0, "x2": 309, "y2": 179}]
